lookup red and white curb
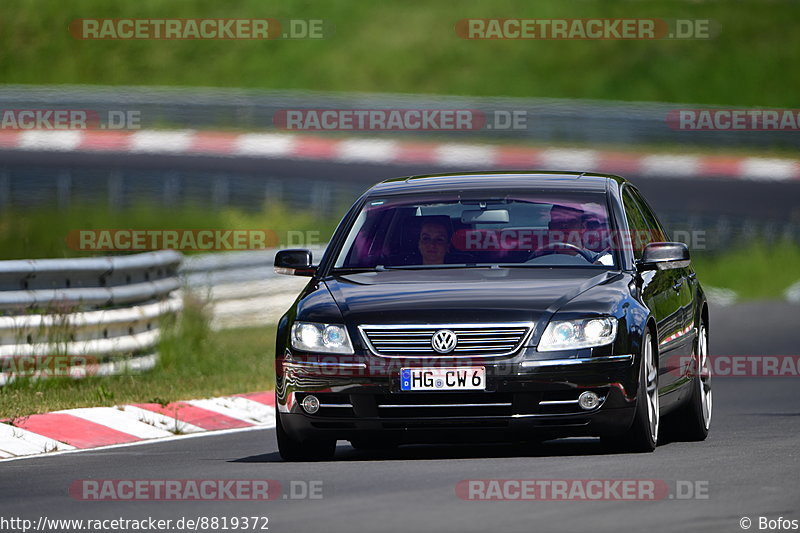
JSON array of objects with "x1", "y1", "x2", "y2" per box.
[
  {"x1": 1, "y1": 129, "x2": 799, "y2": 181},
  {"x1": 0, "y1": 391, "x2": 275, "y2": 460}
]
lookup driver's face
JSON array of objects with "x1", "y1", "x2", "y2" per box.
[
  {"x1": 549, "y1": 207, "x2": 582, "y2": 232},
  {"x1": 581, "y1": 215, "x2": 609, "y2": 252},
  {"x1": 418, "y1": 223, "x2": 449, "y2": 264}
]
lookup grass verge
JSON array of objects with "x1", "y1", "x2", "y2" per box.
[
  {"x1": 0, "y1": 201, "x2": 339, "y2": 260},
  {"x1": 691, "y1": 240, "x2": 800, "y2": 301},
  {"x1": 1, "y1": 0, "x2": 798, "y2": 106}
]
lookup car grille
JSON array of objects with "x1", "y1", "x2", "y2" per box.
[
  {"x1": 359, "y1": 324, "x2": 531, "y2": 357},
  {"x1": 374, "y1": 392, "x2": 514, "y2": 418}
]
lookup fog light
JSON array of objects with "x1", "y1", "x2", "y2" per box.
[
  {"x1": 578, "y1": 391, "x2": 601, "y2": 410},
  {"x1": 301, "y1": 395, "x2": 320, "y2": 414}
]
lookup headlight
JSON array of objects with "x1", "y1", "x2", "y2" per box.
[
  {"x1": 290, "y1": 322, "x2": 354, "y2": 354},
  {"x1": 537, "y1": 317, "x2": 617, "y2": 351}
]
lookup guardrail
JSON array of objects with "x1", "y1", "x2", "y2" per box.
[
  {"x1": 0, "y1": 251, "x2": 182, "y2": 385},
  {"x1": 0, "y1": 84, "x2": 792, "y2": 149},
  {"x1": 181, "y1": 246, "x2": 326, "y2": 330},
  {"x1": 0, "y1": 245, "x2": 330, "y2": 384}
]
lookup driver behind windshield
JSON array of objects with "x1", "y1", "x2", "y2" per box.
[
  {"x1": 545, "y1": 204, "x2": 584, "y2": 251},
  {"x1": 391, "y1": 215, "x2": 466, "y2": 266},
  {"x1": 548, "y1": 204, "x2": 584, "y2": 233},
  {"x1": 582, "y1": 212, "x2": 614, "y2": 265},
  {"x1": 379, "y1": 215, "x2": 456, "y2": 266},
  {"x1": 334, "y1": 195, "x2": 617, "y2": 270},
  {"x1": 546, "y1": 204, "x2": 613, "y2": 265},
  {"x1": 418, "y1": 220, "x2": 451, "y2": 265}
]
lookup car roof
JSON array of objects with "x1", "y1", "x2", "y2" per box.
[{"x1": 366, "y1": 171, "x2": 627, "y2": 196}]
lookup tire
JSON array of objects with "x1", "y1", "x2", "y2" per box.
[
  {"x1": 276, "y1": 413, "x2": 336, "y2": 462},
  {"x1": 603, "y1": 329, "x2": 659, "y2": 453},
  {"x1": 668, "y1": 323, "x2": 712, "y2": 441}
]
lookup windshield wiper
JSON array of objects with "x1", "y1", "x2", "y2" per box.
[
  {"x1": 390, "y1": 262, "x2": 616, "y2": 270},
  {"x1": 496, "y1": 263, "x2": 614, "y2": 269},
  {"x1": 381, "y1": 264, "x2": 491, "y2": 270},
  {"x1": 331, "y1": 267, "x2": 387, "y2": 273}
]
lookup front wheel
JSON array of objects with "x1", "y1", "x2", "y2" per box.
[
  {"x1": 668, "y1": 324, "x2": 712, "y2": 441},
  {"x1": 276, "y1": 413, "x2": 336, "y2": 462},
  {"x1": 603, "y1": 330, "x2": 659, "y2": 453}
]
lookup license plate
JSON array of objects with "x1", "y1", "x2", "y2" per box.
[{"x1": 400, "y1": 367, "x2": 486, "y2": 391}]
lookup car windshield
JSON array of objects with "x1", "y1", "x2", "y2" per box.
[{"x1": 333, "y1": 192, "x2": 617, "y2": 270}]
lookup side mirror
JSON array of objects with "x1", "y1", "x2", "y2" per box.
[
  {"x1": 638, "y1": 242, "x2": 690, "y2": 271},
  {"x1": 274, "y1": 249, "x2": 316, "y2": 276}
]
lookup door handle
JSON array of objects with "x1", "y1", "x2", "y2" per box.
[{"x1": 672, "y1": 280, "x2": 683, "y2": 292}]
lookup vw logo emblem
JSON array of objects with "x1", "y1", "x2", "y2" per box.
[{"x1": 431, "y1": 329, "x2": 457, "y2": 354}]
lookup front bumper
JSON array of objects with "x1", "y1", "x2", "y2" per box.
[{"x1": 276, "y1": 352, "x2": 639, "y2": 443}]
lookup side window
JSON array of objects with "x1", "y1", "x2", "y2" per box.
[
  {"x1": 630, "y1": 188, "x2": 667, "y2": 242},
  {"x1": 622, "y1": 187, "x2": 652, "y2": 259}
]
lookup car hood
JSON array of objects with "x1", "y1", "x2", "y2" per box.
[{"x1": 324, "y1": 268, "x2": 617, "y2": 328}]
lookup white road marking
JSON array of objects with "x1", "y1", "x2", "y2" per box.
[
  {"x1": 186, "y1": 397, "x2": 276, "y2": 425},
  {"x1": 234, "y1": 133, "x2": 296, "y2": 157},
  {"x1": 640, "y1": 155, "x2": 701, "y2": 177},
  {"x1": 435, "y1": 144, "x2": 497, "y2": 166},
  {"x1": 0, "y1": 422, "x2": 275, "y2": 463},
  {"x1": 540, "y1": 149, "x2": 599, "y2": 170},
  {"x1": 740, "y1": 158, "x2": 799, "y2": 181},
  {"x1": 119, "y1": 405, "x2": 206, "y2": 435},
  {"x1": 129, "y1": 130, "x2": 194, "y2": 153},
  {"x1": 54, "y1": 407, "x2": 175, "y2": 439},
  {"x1": 336, "y1": 139, "x2": 399, "y2": 163},
  {"x1": 0, "y1": 423, "x2": 75, "y2": 457},
  {"x1": 18, "y1": 130, "x2": 84, "y2": 151}
]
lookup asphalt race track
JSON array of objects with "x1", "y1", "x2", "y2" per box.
[{"x1": 1, "y1": 300, "x2": 798, "y2": 533}]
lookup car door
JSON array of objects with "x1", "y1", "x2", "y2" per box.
[
  {"x1": 621, "y1": 186, "x2": 686, "y2": 401},
  {"x1": 629, "y1": 187, "x2": 697, "y2": 392}
]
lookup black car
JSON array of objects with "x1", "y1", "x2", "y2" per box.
[{"x1": 273, "y1": 171, "x2": 712, "y2": 460}]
